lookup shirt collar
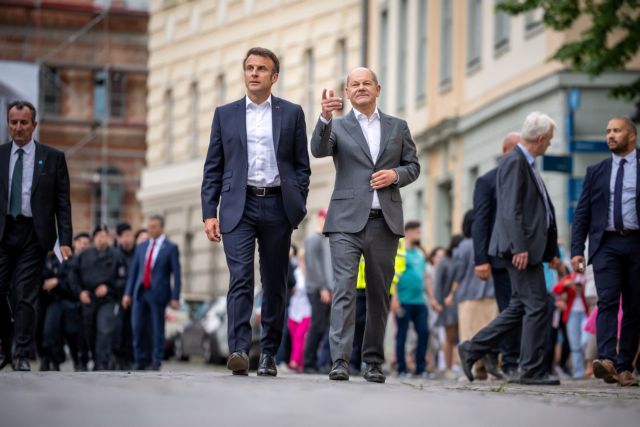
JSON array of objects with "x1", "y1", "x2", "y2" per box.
[
  {"x1": 246, "y1": 95, "x2": 272, "y2": 110},
  {"x1": 517, "y1": 143, "x2": 535, "y2": 165},
  {"x1": 150, "y1": 234, "x2": 166, "y2": 247},
  {"x1": 352, "y1": 106, "x2": 380, "y2": 122},
  {"x1": 12, "y1": 140, "x2": 35, "y2": 155},
  {"x1": 612, "y1": 149, "x2": 637, "y2": 165}
]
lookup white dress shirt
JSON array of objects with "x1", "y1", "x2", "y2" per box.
[
  {"x1": 144, "y1": 234, "x2": 166, "y2": 268},
  {"x1": 352, "y1": 107, "x2": 382, "y2": 209},
  {"x1": 7, "y1": 140, "x2": 35, "y2": 217},
  {"x1": 246, "y1": 95, "x2": 279, "y2": 187},
  {"x1": 607, "y1": 149, "x2": 639, "y2": 230}
]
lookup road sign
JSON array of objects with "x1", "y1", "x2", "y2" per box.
[
  {"x1": 570, "y1": 140, "x2": 609, "y2": 153},
  {"x1": 542, "y1": 155, "x2": 573, "y2": 174}
]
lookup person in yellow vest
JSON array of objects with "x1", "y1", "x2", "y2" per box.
[{"x1": 349, "y1": 238, "x2": 406, "y2": 373}]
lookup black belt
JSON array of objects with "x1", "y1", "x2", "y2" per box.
[
  {"x1": 368, "y1": 209, "x2": 384, "y2": 219},
  {"x1": 6, "y1": 214, "x2": 33, "y2": 223},
  {"x1": 247, "y1": 186, "x2": 281, "y2": 197},
  {"x1": 605, "y1": 229, "x2": 640, "y2": 237}
]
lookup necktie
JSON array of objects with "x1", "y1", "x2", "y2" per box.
[
  {"x1": 142, "y1": 239, "x2": 156, "y2": 289},
  {"x1": 9, "y1": 148, "x2": 24, "y2": 218},
  {"x1": 613, "y1": 158, "x2": 626, "y2": 231},
  {"x1": 531, "y1": 160, "x2": 552, "y2": 227}
]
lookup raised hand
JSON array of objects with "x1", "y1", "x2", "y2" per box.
[{"x1": 321, "y1": 89, "x2": 343, "y2": 121}]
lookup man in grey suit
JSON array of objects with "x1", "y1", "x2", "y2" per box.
[
  {"x1": 310, "y1": 67, "x2": 419, "y2": 383},
  {"x1": 458, "y1": 112, "x2": 562, "y2": 385}
]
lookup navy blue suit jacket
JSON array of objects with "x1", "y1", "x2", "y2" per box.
[
  {"x1": 125, "y1": 238, "x2": 181, "y2": 306},
  {"x1": 472, "y1": 167, "x2": 506, "y2": 269},
  {"x1": 571, "y1": 152, "x2": 640, "y2": 262},
  {"x1": 201, "y1": 96, "x2": 311, "y2": 233}
]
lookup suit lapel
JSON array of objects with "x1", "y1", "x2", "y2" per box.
[
  {"x1": 31, "y1": 142, "x2": 46, "y2": 194},
  {"x1": 271, "y1": 96, "x2": 281, "y2": 155},
  {"x1": 345, "y1": 110, "x2": 373, "y2": 164},
  {"x1": 376, "y1": 112, "x2": 393, "y2": 165},
  {"x1": 237, "y1": 98, "x2": 248, "y2": 156},
  {"x1": 0, "y1": 143, "x2": 10, "y2": 195}
]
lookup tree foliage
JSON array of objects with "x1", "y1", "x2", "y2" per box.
[{"x1": 498, "y1": 0, "x2": 640, "y2": 101}]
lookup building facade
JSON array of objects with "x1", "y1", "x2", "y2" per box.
[
  {"x1": 142, "y1": 0, "x2": 362, "y2": 300},
  {"x1": 0, "y1": 0, "x2": 148, "y2": 233}
]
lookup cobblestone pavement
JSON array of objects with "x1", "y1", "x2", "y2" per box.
[{"x1": 1, "y1": 362, "x2": 638, "y2": 427}]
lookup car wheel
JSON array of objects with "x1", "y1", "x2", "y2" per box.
[{"x1": 174, "y1": 335, "x2": 189, "y2": 362}]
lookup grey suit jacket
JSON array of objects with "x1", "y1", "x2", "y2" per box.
[
  {"x1": 488, "y1": 146, "x2": 559, "y2": 266},
  {"x1": 310, "y1": 110, "x2": 420, "y2": 236}
]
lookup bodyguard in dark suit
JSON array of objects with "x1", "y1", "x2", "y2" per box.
[
  {"x1": 311, "y1": 67, "x2": 420, "y2": 383},
  {"x1": 123, "y1": 215, "x2": 181, "y2": 371},
  {"x1": 471, "y1": 132, "x2": 520, "y2": 376},
  {"x1": 459, "y1": 112, "x2": 561, "y2": 385},
  {"x1": 201, "y1": 47, "x2": 311, "y2": 377},
  {"x1": 571, "y1": 117, "x2": 639, "y2": 387},
  {"x1": 0, "y1": 101, "x2": 72, "y2": 371}
]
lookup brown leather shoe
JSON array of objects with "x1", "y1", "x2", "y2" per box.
[
  {"x1": 617, "y1": 371, "x2": 639, "y2": 387},
  {"x1": 592, "y1": 359, "x2": 618, "y2": 384}
]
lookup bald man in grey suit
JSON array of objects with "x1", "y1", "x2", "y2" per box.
[{"x1": 311, "y1": 67, "x2": 419, "y2": 383}]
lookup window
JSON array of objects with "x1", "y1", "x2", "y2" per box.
[
  {"x1": 94, "y1": 70, "x2": 107, "y2": 121},
  {"x1": 304, "y1": 48, "x2": 314, "y2": 119},
  {"x1": 190, "y1": 82, "x2": 199, "y2": 158},
  {"x1": 494, "y1": 0, "x2": 510, "y2": 52},
  {"x1": 215, "y1": 74, "x2": 226, "y2": 106},
  {"x1": 110, "y1": 71, "x2": 126, "y2": 118},
  {"x1": 93, "y1": 166, "x2": 123, "y2": 230},
  {"x1": 397, "y1": 0, "x2": 408, "y2": 112},
  {"x1": 467, "y1": 0, "x2": 482, "y2": 70},
  {"x1": 42, "y1": 67, "x2": 61, "y2": 116},
  {"x1": 439, "y1": 0, "x2": 453, "y2": 89},
  {"x1": 416, "y1": 0, "x2": 428, "y2": 104},
  {"x1": 378, "y1": 9, "x2": 389, "y2": 110},
  {"x1": 335, "y1": 39, "x2": 347, "y2": 114},
  {"x1": 525, "y1": 8, "x2": 544, "y2": 34},
  {"x1": 165, "y1": 89, "x2": 174, "y2": 163}
]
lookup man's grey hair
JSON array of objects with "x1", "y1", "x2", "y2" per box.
[
  {"x1": 149, "y1": 214, "x2": 165, "y2": 228},
  {"x1": 521, "y1": 112, "x2": 557, "y2": 141}
]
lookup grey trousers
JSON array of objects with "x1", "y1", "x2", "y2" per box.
[
  {"x1": 467, "y1": 262, "x2": 549, "y2": 378},
  {"x1": 328, "y1": 218, "x2": 399, "y2": 365}
]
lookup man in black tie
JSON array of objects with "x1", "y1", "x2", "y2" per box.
[
  {"x1": 571, "y1": 117, "x2": 639, "y2": 387},
  {"x1": 0, "y1": 100, "x2": 72, "y2": 371}
]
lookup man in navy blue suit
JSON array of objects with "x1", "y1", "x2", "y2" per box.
[
  {"x1": 201, "y1": 47, "x2": 311, "y2": 376},
  {"x1": 122, "y1": 215, "x2": 181, "y2": 370},
  {"x1": 571, "y1": 117, "x2": 639, "y2": 387}
]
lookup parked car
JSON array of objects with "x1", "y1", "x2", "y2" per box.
[
  {"x1": 163, "y1": 301, "x2": 190, "y2": 359},
  {"x1": 173, "y1": 291, "x2": 263, "y2": 368}
]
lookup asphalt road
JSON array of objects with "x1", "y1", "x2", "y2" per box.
[{"x1": 1, "y1": 361, "x2": 639, "y2": 427}]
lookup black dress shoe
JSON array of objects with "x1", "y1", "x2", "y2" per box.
[
  {"x1": 12, "y1": 357, "x2": 31, "y2": 372},
  {"x1": 457, "y1": 341, "x2": 478, "y2": 382},
  {"x1": 363, "y1": 363, "x2": 386, "y2": 383},
  {"x1": 483, "y1": 353, "x2": 504, "y2": 379},
  {"x1": 257, "y1": 354, "x2": 277, "y2": 377},
  {"x1": 227, "y1": 351, "x2": 249, "y2": 376},
  {"x1": 519, "y1": 374, "x2": 560, "y2": 386},
  {"x1": 329, "y1": 359, "x2": 349, "y2": 381}
]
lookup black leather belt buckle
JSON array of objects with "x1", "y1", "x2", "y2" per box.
[
  {"x1": 247, "y1": 186, "x2": 281, "y2": 197},
  {"x1": 368, "y1": 209, "x2": 383, "y2": 219}
]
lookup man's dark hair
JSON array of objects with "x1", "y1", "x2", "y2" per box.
[
  {"x1": 73, "y1": 232, "x2": 91, "y2": 241},
  {"x1": 461, "y1": 209, "x2": 474, "y2": 239},
  {"x1": 7, "y1": 100, "x2": 37, "y2": 123},
  {"x1": 149, "y1": 214, "x2": 165, "y2": 228},
  {"x1": 92, "y1": 224, "x2": 109, "y2": 239},
  {"x1": 404, "y1": 221, "x2": 421, "y2": 231},
  {"x1": 116, "y1": 222, "x2": 132, "y2": 236},
  {"x1": 243, "y1": 47, "x2": 280, "y2": 74}
]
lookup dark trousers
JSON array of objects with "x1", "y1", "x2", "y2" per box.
[
  {"x1": 222, "y1": 193, "x2": 292, "y2": 356},
  {"x1": 42, "y1": 299, "x2": 83, "y2": 365},
  {"x1": 395, "y1": 303, "x2": 429, "y2": 374},
  {"x1": 303, "y1": 289, "x2": 332, "y2": 369},
  {"x1": 132, "y1": 289, "x2": 165, "y2": 369},
  {"x1": 591, "y1": 233, "x2": 640, "y2": 372},
  {"x1": 0, "y1": 216, "x2": 46, "y2": 358},
  {"x1": 349, "y1": 289, "x2": 367, "y2": 371},
  {"x1": 112, "y1": 305, "x2": 134, "y2": 369},
  {"x1": 492, "y1": 267, "x2": 521, "y2": 371},
  {"x1": 81, "y1": 299, "x2": 118, "y2": 370},
  {"x1": 468, "y1": 263, "x2": 549, "y2": 378}
]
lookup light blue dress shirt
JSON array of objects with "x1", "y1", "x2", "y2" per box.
[{"x1": 607, "y1": 149, "x2": 639, "y2": 230}]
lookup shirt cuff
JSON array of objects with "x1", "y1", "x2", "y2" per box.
[
  {"x1": 319, "y1": 115, "x2": 331, "y2": 125},
  {"x1": 393, "y1": 169, "x2": 400, "y2": 184}
]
